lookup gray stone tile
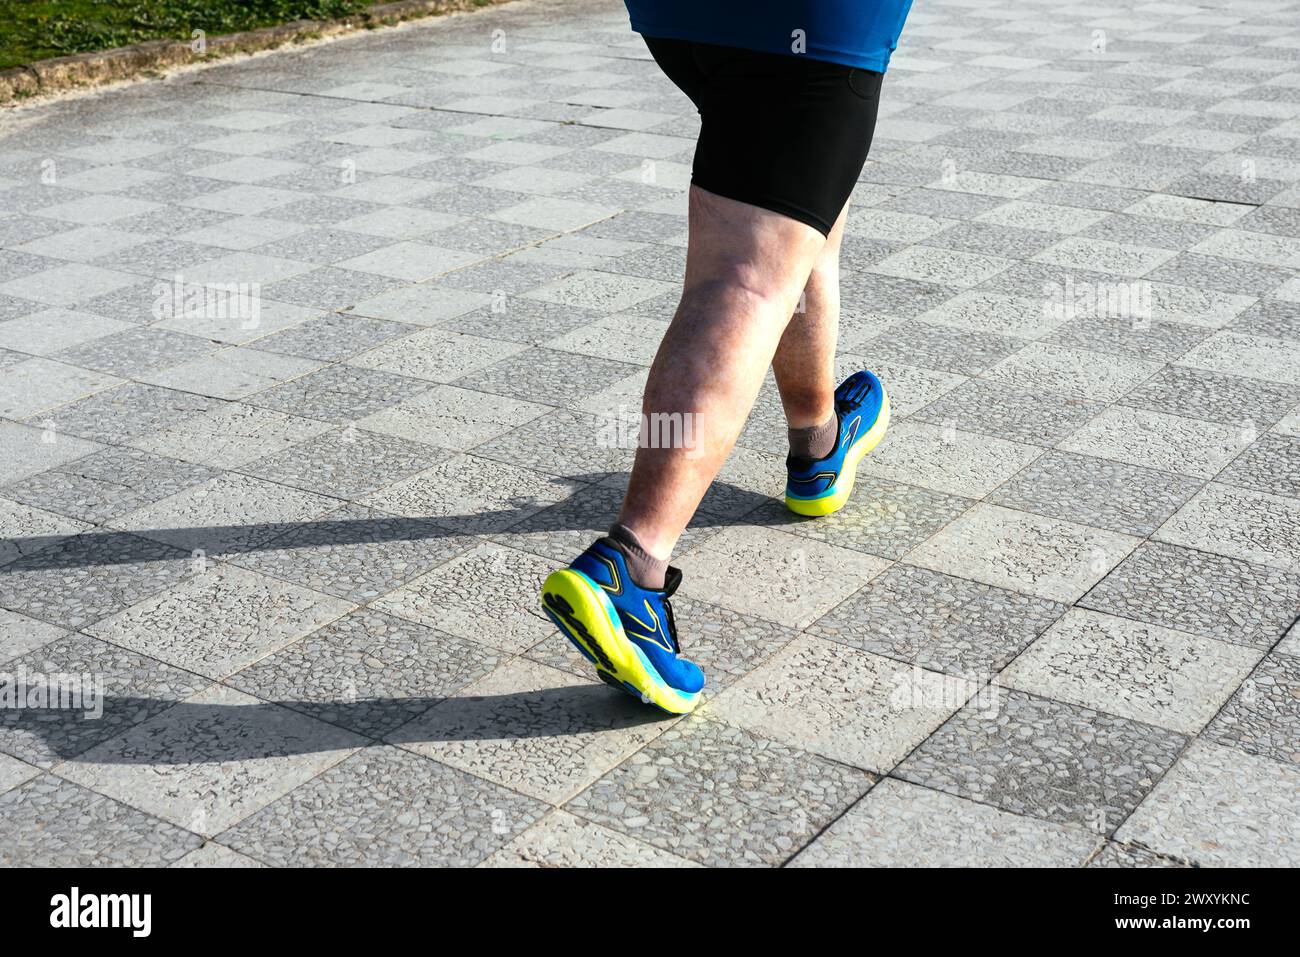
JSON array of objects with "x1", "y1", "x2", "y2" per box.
[
  {"x1": 42, "y1": 382, "x2": 217, "y2": 443},
  {"x1": 230, "y1": 608, "x2": 499, "y2": 738},
  {"x1": 231, "y1": 502, "x2": 471, "y2": 602},
  {"x1": 896, "y1": 690, "x2": 1187, "y2": 833},
  {"x1": 1204, "y1": 653, "x2": 1300, "y2": 766},
  {"x1": 707, "y1": 636, "x2": 976, "y2": 773},
  {"x1": 0, "y1": 633, "x2": 209, "y2": 768},
  {"x1": 910, "y1": 503, "x2": 1139, "y2": 603},
  {"x1": 1116, "y1": 741, "x2": 1300, "y2": 867},
  {"x1": 858, "y1": 421, "x2": 1042, "y2": 499},
  {"x1": 989, "y1": 449, "x2": 1202, "y2": 536},
  {"x1": 754, "y1": 479, "x2": 975, "y2": 562},
  {"x1": 88, "y1": 564, "x2": 352, "y2": 680},
  {"x1": 791, "y1": 778, "x2": 1100, "y2": 868},
  {"x1": 483, "y1": 809, "x2": 698, "y2": 868},
  {"x1": 362, "y1": 452, "x2": 579, "y2": 535},
  {"x1": 999, "y1": 609, "x2": 1260, "y2": 734},
  {"x1": 239, "y1": 426, "x2": 449, "y2": 499},
  {"x1": 217, "y1": 745, "x2": 546, "y2": 866},
  {"x1": 128, "y1": 402, "x2": 330, "y2": 469},
  {"x1": 57, "y1": 684, "x2": 365, "y2": 835},
  {"x1": 50, "y1": 326, "x2": 218, "y2": 378},
  {"x1": 1, "y1": 532, "x2": 197, "y2": 629},
  {"x1": 454, "y1": 346, "x2": 643, "y2": 407},
  {"x1": 568, "y1": 715, "x2": 873, "y2": 867},
  {"x1": 0, "y1": 776, "x2": 201, "y2": 866},
  {"x1": 677, "y1": 525, "x2": 890, "y2": 629},
  {"x1": 393, "y1": 658, "x2": 667, "y2": 803},
  {"x1": 913, "y1": 380, "x2": 1105, "y2": 447},
  {"x1": 248, "y1": 312, "x2": 414, "y2": 362},
  {"x1": 1119, "y1": 365, "x2": 1300, "y2": 428},
  {"x1": 248, "y1": 363, "x2": 431, "y2": 423},
  {"x1": 2, "y1": 446, "x2": 219, "y2": 524},
  {"x1": 1156, "y1": 482, "x2": 1300, "y2": 571},
  {"x1": 810, "y1": 563, "x2": 1065, "y2": 678},
  {"x1": 1217, "y1": 433, "x2": 1300, "y2": 498},
  {"x1": 1080, "y1": 541, "x2": 1300, "y2": 651},
  {"x1": 1088, "y1": 842, "x2": 1191, "y2": 869}
]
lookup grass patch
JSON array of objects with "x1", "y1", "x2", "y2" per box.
[{"x1": 1, "y1": 0, "x2": 388, "y2": 70}]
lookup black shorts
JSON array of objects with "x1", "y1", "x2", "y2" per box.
[{"x1": 643, "y1": 37, "x2": 883, "y2": 237}]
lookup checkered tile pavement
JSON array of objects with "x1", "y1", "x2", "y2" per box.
[{"x1": 1, "y1": 0, "x2": 1298, "y2": 867}]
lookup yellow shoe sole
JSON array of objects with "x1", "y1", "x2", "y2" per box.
[
  {"x1": 540, "y1": 568, "x2": 701, "y2": 715},
  {"x1": 784, "y1": 390, "x2": 891, "y2": 517}
]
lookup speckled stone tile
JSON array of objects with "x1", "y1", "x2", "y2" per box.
[
  {"x1": 568, "y1": 714, "x2": 873, "y2": 867},
  {"x1": 755, "y1": 478, "x2": 974, "y2": 562},
  {"x1": 707, "y1": 636, "x2": 976, "y2": 772},
  {"x1": 909, "y1": 503, "x2": 1139, "y2": 603},
  {"x1": 896, "y1": 690, "x2": 1187, "y2": 833},
  {"x1": 0, "y1": 532, "x2": 197, "y2": 628},
  {"x1": 171, "y1": 842, "x2": 265, "y2": 868},
  {"x1": 912, "y1": 380, "x2": 1104, "y2": 447},
  {"x1": 127, "y1": 402, "x2": 331, "y2": 469},
  {"x1": 1118, "y1": 365, "x2": 1300, "y2": 428},
  {"x1": 239, "y1": 426, "x2": 449, "y2": 499},
  {"x1": 999, "y1": 609, "x2": 1260, "y2": 734},
  {"x1": 435, "y1": 295, "x2": 602, "y2": 345},
  {"x1": 108, "y1": 472, "x2": 340, "y2": 561},
  {"x1": 1081, "y1": 541, "x2": 1300, "y2": 650},
  {"x1": 1, "y1": 446, "x2": 220, "y2": 524},
  {"x1": 348, "y1": 328, "x2": 526, "y2": 383},
  {"x1": 248, "y1": 363, "x2": 431, "y2": 424},
  {"x1": 791, "y1": 778, "x2": 1100, "y2": 867},
  {"x1": 1156, "y1": 483, "x2": 1300, "y2": 571},
  {"x1": 810, "y1": 563, "x2": 1064, "y2": 677},
  {"x1": 361, "y1": 452, "x2": 578, "y2": 535},
  {"x1": 1087, "y1": 841, "x2": 1191, "y2": 868},
  {"x1": 1204, "y1": 653, "x2": 1300, "y2": 766},
  {"x1": 42, "y1": 382, "x2": 218, "y2": 443},
  {"x1": 357, "y1": 383, "x2": 549, "y2": 452},
  {"x1": 857, "y1": 421, "x2": 1041, "y2": 498},
  {"x1": 0, "y1": 776, "x2": 202, "y2": 866},
  {"x1": 252, "y1": 312, "x2": 414, "y2": 362},
  {"x1": 0, "y1": 633, "x2": 209, "y2": 768},
  {"x1": 1116, "y1": 741, "x2": 1300, "y2": 867},
  {"x1": 467, "y1": 407, "x2": 635, "y2": 479},
  {"x1": 230, "y1": 608, "x2": 498, "y2": 738},
  {"x1": 988, "y1": 449, "x2": 1201, "y2": 537},
  {"x1": 217, "y1": 744, "x2": 546, "y2": 866},
  {"x1": 454, "y1": 346, "x2": 644, "y2": 407},
  {"x1": 1217, "y1": 433, "x2": 1300, "y2": 499},
  {"x1": 982, "y1": 343, "x2": 1162, "y2": 403},
  {"x1": 0, "y1": 752, "x2": 39, "y2": 795},
  {"x1": 373, "y1": 542, "x2": 555, "y2": 655},
  {"x1": 1060, "y1": 406, "x2": 1249, "y2": 479},
  {"x1": 58, "y1": 684, "x2": 365, "y2": 835},
  {"x1": 1178, "y1": 331, "x2": 1300, "y2": 388},
  {"x1": 482, "y1": 809, "x2": 698, "y2": 867},
  {"x1": 88, "y1": 564, "x2": 352, "y2": 679},
  {"x1": 864, "y1": 319, "x2": 1026, "y2": 375},
  {"x1": 0, "y1": 607, "x2": 69, "y2": 667},
  {"x1": 229, "y1": 502, "x2": 470, "y2": 602},
  {"x1": 0, "y1": 495, "x2": 89, "y2": 566},
  {"x1": 676, "y1": 524, "x2": 890, "y2": 628},
  {"x1": 393, "y1": 658, "x2": 667, "y2": 803}
]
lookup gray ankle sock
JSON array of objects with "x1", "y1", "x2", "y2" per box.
[
  {"x1": 604, "y1": 523, "x2": 667, "y2": 590},
  {"x1": 789, "y1": 412, "x2": 838, "y2": 460}
]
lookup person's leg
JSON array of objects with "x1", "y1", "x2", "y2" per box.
[
  {"x1": 615, "y1": 185, "x2": 827, "y2": 560},
  {"x1": 773, "y1": 202, "x2": 850, "y2": 459}
]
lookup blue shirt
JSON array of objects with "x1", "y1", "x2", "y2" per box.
[{"x1": 624, "y1": 0, "x2": 913, "y2": 73}]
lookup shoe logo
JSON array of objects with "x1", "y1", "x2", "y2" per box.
[
  {"x1": 843, "y1": 415, "x2": 862, "y2": 451},
  {"x1": 624, "y1": 600, "x2": 673, "y2": 654},
  {"x1": 594, "y1": 554, "x2": 624, "y2": 596}
]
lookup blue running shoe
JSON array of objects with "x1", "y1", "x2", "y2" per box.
[
  {"x1": 784, "y1": 369, "x2": 890, "y2": 517},
  {"x1": 540, "y1": 540, "x2": 703, "y2": 714}
]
